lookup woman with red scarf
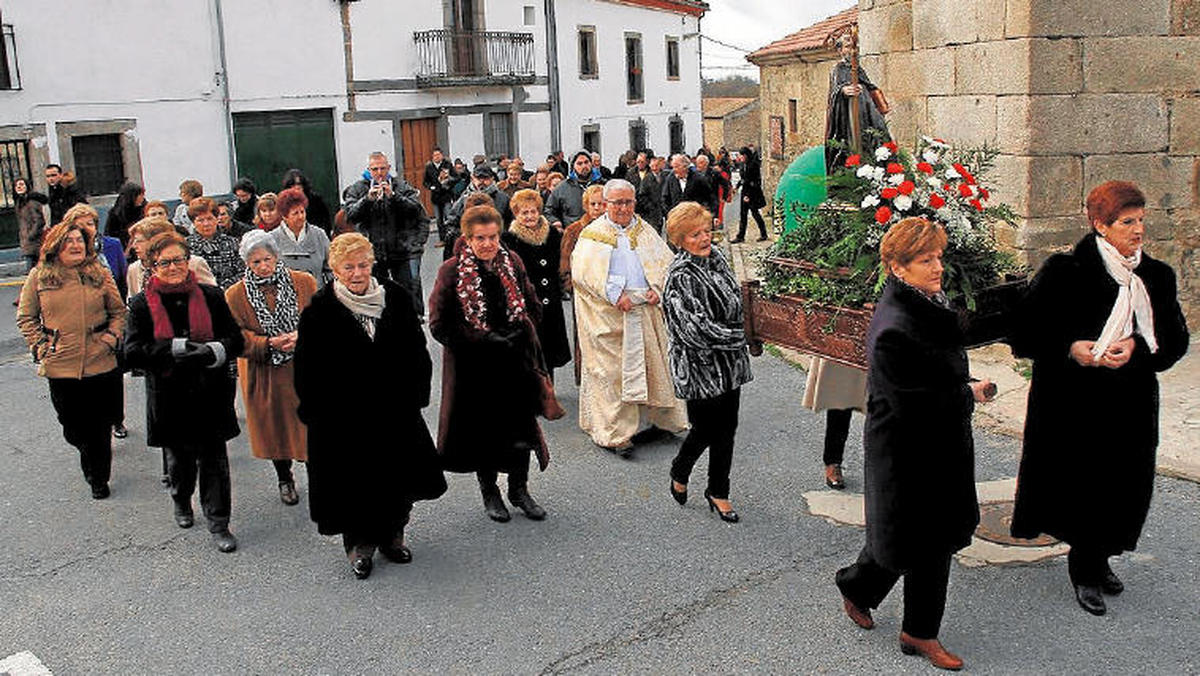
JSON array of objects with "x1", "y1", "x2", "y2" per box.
[
  {"x1": 124, "y1": 232, "x2": 244, "y2": 553},
  {"x1": 429, "y1": 204, "x2": 552, "y2": 524}
]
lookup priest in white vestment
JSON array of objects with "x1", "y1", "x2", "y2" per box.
[{"x1": 571, "y1": 180, "x2": 688, "y2": 455}]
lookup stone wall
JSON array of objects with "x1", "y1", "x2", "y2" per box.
[
  {"x1": 757, "y1": 59, "x2": 838, "y2": 216},
  {"x1": 856, "y1": 0, "x2": 1200, "y2": 326},
  {"x1": 703, "y1": 117, "x2": 726, "y2": 153},
  {"x1": 722, "y1": 101, "x2": 761, "y2": 152}
]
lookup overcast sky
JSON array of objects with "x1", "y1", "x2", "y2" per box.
[{"x1": 699, "y1": 0, "x2": 856, "y2": 80}]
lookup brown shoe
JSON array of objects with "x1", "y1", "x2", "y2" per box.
[
  {"x1": 825, "y1": 464, "x2": 845, "y2": 490},
  {"x1": 899, "y1": 632, "x2": 964, "y2": 671},
  {"x1": 842, "y1": 595, "x2": 874, "y2": 629}
]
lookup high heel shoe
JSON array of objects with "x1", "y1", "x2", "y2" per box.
[
  {"x1": 704, "y1": 489, "x2": 739, "y2": 523},
  {"x1": 669, "y1": 479, "x2": 687, "y2": 505}
]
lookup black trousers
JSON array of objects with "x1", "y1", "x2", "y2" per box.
[
  {"x1": 477, "y1": 451, "x2": 531, "y2": 493},
  {"x1": 341, "y1": 502, "x2": 412, "y2": 554},
  {"x1": 736, "y1": 202, "x2": 767, "y2": 240},
  {"x1": 823, "y1": 408, "x2": 853, "y2": 466},
  {"x1": 836, "y1": 547, "x2": 953, "y2": 640},
  {"x1": 1067, "y1": 544, "x2": 1112, "y2": 586},
  {"x1": 48, "y1": 369, "x2": 122, "y2": 488},
  {"x1": 165, "y1": 441, "x2": 232, "y2": 532},
  {"x1": 671, "y1": 388, "x2": 741, "y2": 499},
  {"x1": 373, "y1": 257, "x2": 424, "y2": 316}
]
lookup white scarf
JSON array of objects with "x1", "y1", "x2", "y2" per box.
[
  {"x1": 1092, "y1": 236, "x2": 1157, "y2": 358},
  {"x1": 333, "y1": 277, "x2": 385, "y2": 339}
]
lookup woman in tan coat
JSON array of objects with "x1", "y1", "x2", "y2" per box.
[
  {"x1": 225, "y1": 230, "x2": 316, "y2": 505},
  {"x1": 802, "y1": 357, "x2": 867, "y2": 489},
  {"x1": 17, "y1": 221, "x2": 125, "y2": 499}
]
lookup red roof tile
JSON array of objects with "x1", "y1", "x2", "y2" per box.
[{"x1": 746, "y1": 7, "x2": 857, "y2": 64}]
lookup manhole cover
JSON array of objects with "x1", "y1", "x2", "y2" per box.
[{"x1": 975, "y1": 501, "x2": 1059, "y2": 547}]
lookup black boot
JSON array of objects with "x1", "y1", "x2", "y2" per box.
[
  {"x1": 480, "y1": 483, "x2": 511, "y2": 522},
  {"x1": 508, "y1": 484, "x2": 546, "y2": 520}
]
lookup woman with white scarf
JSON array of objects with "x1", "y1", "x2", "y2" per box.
[
  {"x1": 293, "y1": 233, "x2": 445, "y2": 580},
  {"x1": 224, "y1": 230, "x2": 317, "y2": 506},
  {"x1": 1010, "y1": 181, "x2": 1189, "y2": 617}
]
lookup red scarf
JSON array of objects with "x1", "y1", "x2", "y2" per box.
[
  {"x1": 145, "y1": 272, "x2": 214, "y2": 342},
  {"x1": 455, "y1": 244, "x2": 527, "y2": 333}
]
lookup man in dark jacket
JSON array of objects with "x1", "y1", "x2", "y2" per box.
[
  {"x1": 627, "y1": 151, "x2": 664, "y2": 232},
  {"x1": 661, "y1": 154, "x2": 716, "y2": 223},
  {"x1": 422, "y1": 147, "x2": 455, "y2": 234},
  {"x1": 694, "y1": 154, "x2": 730, "y2": 223},
  {"x1": 45, "y1": 164, "x2": 87, "y2": 224},
  {"x1": 544, "y1": 151, "x2": 604, "y2": 230},
  {"x1": 442, "y1": 166, "x2": 512, "y2": 260},
  {"x1": 342, "y1": 151, "x2": 430, "y2": 316}
]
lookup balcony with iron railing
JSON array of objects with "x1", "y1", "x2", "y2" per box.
[{"x1": 413, "y1": 29, "x2": 536, "y2": 87}]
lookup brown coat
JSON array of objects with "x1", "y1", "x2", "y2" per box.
[
  {"x1": 225, "y1": 270, "x2": 317, "y2": 461},
  {"x1": 17, "y1": 267, "x2": 125, "y2": 379}
]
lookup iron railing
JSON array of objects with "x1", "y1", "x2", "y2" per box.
[{"x1": 413, "y1": 29, "x2": 536, "y2": 87}]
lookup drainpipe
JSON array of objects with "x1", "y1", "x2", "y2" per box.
[
  {"x1": 543, "y1": 0, "x2": 561, "y2": 151},
  {"x1": 212, "y1": 0, "x2": 237, "y2": 185},
  {"x1": 340, "y1": 0, "x2": 357, "y2": 114}
]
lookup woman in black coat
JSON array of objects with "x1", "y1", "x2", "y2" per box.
[
  {"x1": 293, "y1": 233, "x2": 446, "y2": 580},
  {"x1": 732, "y1": 146, "x2": 768, "y2": 243},
  {"x1": 1009, "y1": 181, "x2": 1189, "y2": 616},
  {"x1": 835, "y1": 218, "x2": 992, "y2": 671},
  {"x1": 430, "y1": 205, "x2": 550, "y2": 524},
  {"x1": 502, "y1": 189, "x2": 571, "y2": 371},
  {"x1": 124, "y1": 232, "x2": 244, "y2": 553}
]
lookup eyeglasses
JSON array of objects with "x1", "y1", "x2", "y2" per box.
[
  {"x1": 154, "y1": 256, "x2": 190, "y2": 269},
  {"x1": 608, "y1": 199, "x2": 635, "y2": 208}
]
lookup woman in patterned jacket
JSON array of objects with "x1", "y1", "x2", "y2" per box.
[{"x1": 661, "y1": 201, "x2": 753, "y2": 523}]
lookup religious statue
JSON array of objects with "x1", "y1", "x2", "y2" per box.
[{"x1": 824, "y1": 29, "x2": 891, "y2": 173}]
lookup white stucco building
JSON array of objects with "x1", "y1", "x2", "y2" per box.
[{"x1": 0, "y1": 0, "x2": 706, "y2": 249}]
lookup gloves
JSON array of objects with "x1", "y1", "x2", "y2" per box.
[{"x1": 175, "y1": 341, "x2": 216, "y2": 367}]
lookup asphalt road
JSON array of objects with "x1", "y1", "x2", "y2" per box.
[{"x1": 1, "y1": 240, "x2": 1198, "y2": 674}]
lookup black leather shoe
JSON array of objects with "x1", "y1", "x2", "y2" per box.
[
  {"x1": 381, "y1": 542, "x2": 413, "y2": 564},
  {"x1": 729, "y1": 237, "x2": 744, "y2": 244},
  {"x1": 630, "y1": 426, "x2": 673, "y2": 445},
  {"x1": 174, "y1": 504, "x2": 194, "y2": 529},
  {"x1": 508, "y1": 485, "x2": 547, "y2": 520},
  {"x1": 90, "y1": 483, "x2": 110, "y2": 500},
  {"x1": 112, "y1": 424, "x2": 128, "y2": 439},
  {"x1": 704, "y1": 489, "x2": 739, "y2": 523},
  {"x1": 669, "y1": 479, "x2": 687, "y2": 505},
  {"x1": 279, "y1": 481, "x2": 300, "y2": 506},
  {"x1": 212, "y1": 529, "x2": 238, "y2": 553},
  {"x1": 1074, "y1": 584, "x2": 1106, "y2": 616},
  {"x1": 351, "y1": 552, "x2": 373, "y2": 579},
  {"x1": 1101, "y1": 566, "x2": 1124, "y2": 595},
  {"x1": 481, "y1": 485, "x2": 511, "y2": 522}
]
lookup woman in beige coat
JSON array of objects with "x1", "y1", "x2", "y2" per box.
[
  {"x1": 803, "y1": 357, "x2": 867, "y2": 489},
  {"x1": 17, "y1": 221, "x2": 125, "y2": 499},
  {"x1": 224, "y1": 230, "x2": 316, "y2": 505}
]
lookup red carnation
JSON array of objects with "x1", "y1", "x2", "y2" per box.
[
  {"x1": 886, "y1": 162, "x2": 905, "y2": 174},
  {"x1": 958, "y1": 183, "x2": 974, "y2": 198},
  {"x1": 970, "y1": 199, "x2": 984, "y2": 212},
  {"x1": 845, "y1": 154, "x2": 861, "y2": 167},
  {"x1": 898, "y1": 180, "x2": 916, "y2": 196},
  {"x1": 881, "y1": 187, "x2": 900, "y2": 199},
  {"x1": 884, "y1": 141, "x2": 899, "y2": 153},
  {"x1": 929, "y1": 193, "x2": 946, "y2": 209},
  {"x1": 874, "y1": 206, "x2": 892, "y2": 224},
  {"x1": 916, "y1": 162, "x2": 934, "y2": 174},
  {"x1": 953, "y1": 163, "x2": 977, "y2": 185},
  {"x1": 979, "y1": 187, "x2": 990, "y2": 200},
  {"x1": 934, "y1": 138, "x2": 946, "y2": 144}
]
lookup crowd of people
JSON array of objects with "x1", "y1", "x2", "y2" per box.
[{"x1": 13, "y1": 143, "x2": 1189, "y2": 670}]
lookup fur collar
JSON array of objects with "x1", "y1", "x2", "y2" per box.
[{"x1": 508, "y1": 216, "x2": 551, "y2": 246}]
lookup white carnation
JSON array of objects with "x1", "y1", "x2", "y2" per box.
[
  {"x1": 944, "y1": 167, "x2": 961, "y2": 180},
  {"x1": 888, "y1": 173, "x2": 905, "y2": 185},
  {"x1": 894, "y1": 194, "x2": 913, "y2": 212},
  {"x1": 922, "y1": 149, "x2": 940, "y2": 164},
  {"x1": 856, "y1": 164, "x2": 875, "y2": 179},
  {"x1": 861, "y1": 194, "x2": 880, "y2": 208},
  {"x1": 872, "y1": 166, "x2": 886, "y2": 182},
  {"x1": 926, "y1": 177, "x2": 943, "y2": 189},
  {"x1": 874, "y1": 146, "x2": 892, "y2": 161}
]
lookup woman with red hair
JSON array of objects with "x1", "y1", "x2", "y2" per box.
[{"x1": 1010, "y1": 181, "x2": 1189, "y2": 617}]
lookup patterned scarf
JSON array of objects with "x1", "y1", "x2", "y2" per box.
[
  {"x1": 145, "y1": 272, "x2": 213, "y2": 342},
  {"x1": 243, "y1": 263, "x2": 301, "y2": 365},
  {"x1": 456, "y1": 243, "x2": 527, "y2": 333}
]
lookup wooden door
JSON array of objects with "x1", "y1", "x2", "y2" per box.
[{"x1": 400, "y1": 118, "x2": 438, "y2": 215}]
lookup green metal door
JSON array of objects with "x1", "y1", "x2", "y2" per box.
[{"x1": 232, "y1": 109, "x2": 340, "y2": 207}]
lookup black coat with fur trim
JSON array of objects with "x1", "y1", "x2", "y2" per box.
[{"x1": 502, "y1": 222, "x2": 570, "y2": 368}]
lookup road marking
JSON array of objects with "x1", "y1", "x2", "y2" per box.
[{"x1": 0, "y1": 651, "x2": 53, "y2": 675}]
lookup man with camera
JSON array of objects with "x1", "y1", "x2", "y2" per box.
[{"x1": 342, "y1": 151, "x2": 430, "y2": 316}]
